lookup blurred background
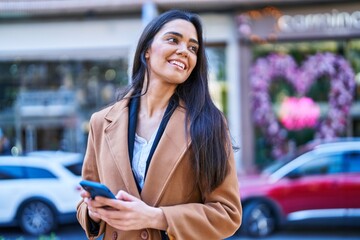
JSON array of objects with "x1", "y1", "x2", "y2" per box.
[{"x1": 1, "y1": 0, "x2": 360, "y2": 239}]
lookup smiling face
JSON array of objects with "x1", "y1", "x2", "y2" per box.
[{"x1": 145, "y1": 19, "x2": 199, "y2": 88}]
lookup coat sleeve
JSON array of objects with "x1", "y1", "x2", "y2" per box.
[
  {"x1": 76, "y1": 114, "x2": 107, "y2": 239},
  {"x1": 160, "y1": 148, "x2": 242, "y2": 239}
]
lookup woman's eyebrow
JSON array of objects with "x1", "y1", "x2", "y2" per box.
[{"x1": 164, "y1": 31, "x2": 199, "y2": 45}]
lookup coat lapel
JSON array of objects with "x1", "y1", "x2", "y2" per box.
[
  {"x1": 103, "y1": 99, "x2": 141, "y2": 199},
  {"x1": 141, "y1": 107, "x2": 191, "y2": 206}
]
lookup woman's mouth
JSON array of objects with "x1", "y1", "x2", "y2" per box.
[{"x1": 169, "y1": 60, "x2": 186, "y2": 70}]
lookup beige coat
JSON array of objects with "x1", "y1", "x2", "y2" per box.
[{"x1": 77, "y1": 97, "x2": 242, "y2": 240}]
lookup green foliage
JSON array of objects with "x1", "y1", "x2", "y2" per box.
[{"x1": 38, "y1": 232, "x2": 57, "y2": 240}]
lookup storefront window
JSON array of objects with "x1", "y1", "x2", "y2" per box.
[
  {"x1": 251, "y1": 40, "x2": 360, "y2": 167},
  {"x1": 0, "y1": 59, "x2": 128, "y2": 112},
  {"x1": 0, "y1": 58, "x2": 128, "y2": 153}
]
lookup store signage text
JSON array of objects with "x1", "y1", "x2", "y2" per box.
[{"x1": 277, "y1": 9, "x2": 360, "y2": 32}]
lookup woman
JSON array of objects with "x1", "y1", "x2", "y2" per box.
[{"x1": 77, "y1": 9, "x2": 242, "y2": 240}]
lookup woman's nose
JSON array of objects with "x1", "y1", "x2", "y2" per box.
[{"x1": 176, "y1": 44, "x2": 189, "y2": 57}]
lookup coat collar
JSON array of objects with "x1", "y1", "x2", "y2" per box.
[{"x1": 103, "y1": 97, "x2": 191, "y2": 205}]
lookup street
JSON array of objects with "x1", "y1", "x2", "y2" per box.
[{"x1": 0, "y1": 224, "x2": 359, "y2": 240}]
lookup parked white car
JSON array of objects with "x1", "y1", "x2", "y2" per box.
[
  {"x1": 26, "y1": 150, "x2": 83, "y2": 177},
  {"x1": 0, "y1": 153, "x2": 83, "y2": 235}
]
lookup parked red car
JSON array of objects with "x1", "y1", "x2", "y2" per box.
[{"x1": 238, "y1": 140, "x2": 360, "y2": 237}]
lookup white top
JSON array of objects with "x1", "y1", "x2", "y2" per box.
[{"x1": 132, "y1": 128, "x2": 158, "y2": 189}]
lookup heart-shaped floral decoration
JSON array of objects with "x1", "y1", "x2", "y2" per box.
[{"x1": 250, "y1": 52, "x2": 356, "y2": 158}]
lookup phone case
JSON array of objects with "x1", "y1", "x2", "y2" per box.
[{"x1": 79, "y1": 180, "x2": 116, "y2": 199}]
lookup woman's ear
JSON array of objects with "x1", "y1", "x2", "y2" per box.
[{"x1": 145, "y1": 51, "x2": 149, "y2": 59}]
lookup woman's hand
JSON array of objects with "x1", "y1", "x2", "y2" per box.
[{"x1": 84, "y1": 190, "x2": 168, "y2": 231}]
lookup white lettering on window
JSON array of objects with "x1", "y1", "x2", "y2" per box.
[{"x1": 277, "y1": 9, "x2": 360, "y2": 32}]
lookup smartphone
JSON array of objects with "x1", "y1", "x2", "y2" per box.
[{"x1": 79, "y1": 180, "x2": 116, "y2": 199}]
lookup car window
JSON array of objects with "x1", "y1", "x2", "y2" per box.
[
  {"x1": 0, "y1": 166, "x2": 25, "y2": 180},
  {"x1": 65, "y1": 162, "x2": 83, "y2": 176},
  {"x1": 24, "y1": 167, "x2": 57, "y2": 179},
  {"x1": 344, "y1": 151, "x2": 360, "y2": 173},
  {"x1": 263, "y1": 160, "x2": 290, "y2": 175},
  {"x1": 290, "y1": 153, "x2": 343, "y2": 177},
  {"x1": 263, "y1": 151, "x2": 314, "y2": 175}
]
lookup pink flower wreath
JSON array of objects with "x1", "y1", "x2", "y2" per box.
[{"x1": 250, "y1": 52, "x2": 356, "y2": 158}]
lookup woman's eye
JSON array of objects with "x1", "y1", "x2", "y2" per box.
[
  {"x1": 189, "y1": 46, "x2": 198, "y2": 53},
  {"x1": 167, "y1": 37, "x2": 178, "y2": 43}
]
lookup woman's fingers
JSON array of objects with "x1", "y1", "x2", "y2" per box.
[
  {"x1": 116, "y1": 190, "x2": 139, "y2": 202},
  {"x1": 80, "y1": 189, "x2": 91, "y2": 198}
]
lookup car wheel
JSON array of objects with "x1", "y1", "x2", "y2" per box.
[
  {"x1": 18, "y1": 200, "x2": 57, "y2": 235},
  {"x1": 240, "y1": 201, "x2": 276, "y2": 237}
]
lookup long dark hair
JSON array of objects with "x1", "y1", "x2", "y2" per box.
[{"x1": 118, "y1": 9, "x2": 231, "y2": 194}]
